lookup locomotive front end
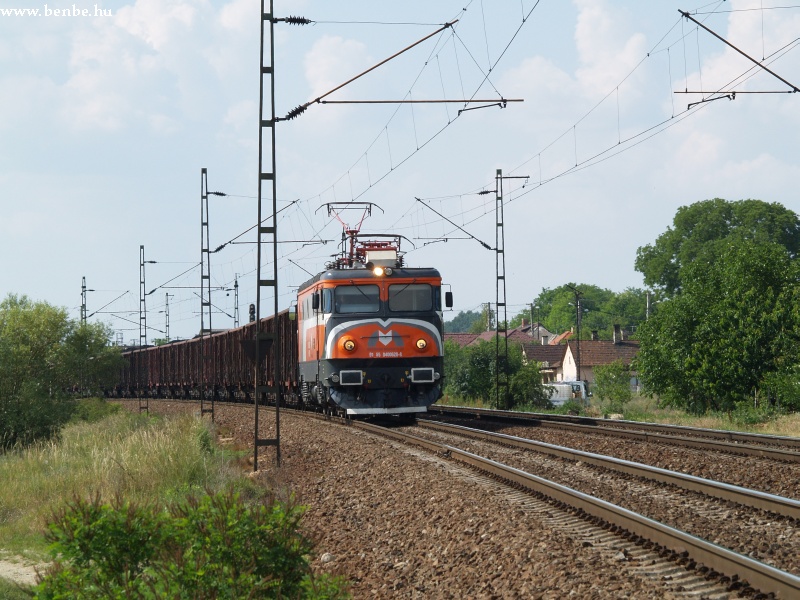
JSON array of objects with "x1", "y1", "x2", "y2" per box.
[{"x1": 297, "y1": 237, "x2": 450, "y2": 416}]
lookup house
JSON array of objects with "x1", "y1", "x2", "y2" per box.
[
  {"x1": 519, "y1": 343, "x2": 568, "y2": 383},
  {"x1": 444, "y1": 319, "x2": 557, "y2": 348},
  {"x1": 561, "y1": 337, "x2": 640, "y2": 388},
  {"x1": 445, "y1": 322, "x2": 640, "y2": 389},
  {"x1": 505, "y1": 319, "x2": 556, "y2": 345}
]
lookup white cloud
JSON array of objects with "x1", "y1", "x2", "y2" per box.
[
  {"x1": 675, "y1": 130, "x2": 722, "y2": 170},
  {"x1": 220, "y1": 0, "x2": 253, "y2": 32},
  {"x1": 0, "y1": 75, "x2": 59, "y2": 131},
  {"x1": 303, "y1": 35, "x2": 370, "y2": 99},
  {"x1": 115, "y1": 0, "x2": 196, "y2": 52},
  {"x1": 500, "y1": 55, "x2": 579, "y2": 122},
  {"x1": 573, "y1": 0, "x2": 647, "y2": 95}
]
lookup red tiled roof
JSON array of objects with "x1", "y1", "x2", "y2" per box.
[
  {"x1": 444, "y1": 332, "x2": 479, "y2": 347},
  {"x1": 520, "y1": 343, "x2": 567, "y2": 367},
  {"x1": 508, "y1": 330, "x2": 533, "y2": 344},
  {"x1": 566, "y1": 340, "x2": 639, "y2": 367},
  {"x1": 549, "y1": 331, "x2": 573, "y2": 345},
  {"x1": 471, "y1": 330, "x2": 498, "y2": 345}
]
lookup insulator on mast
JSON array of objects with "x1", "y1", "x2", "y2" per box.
[{"x1": 282, "y1": 15, "x2": 311, "y2": 25}]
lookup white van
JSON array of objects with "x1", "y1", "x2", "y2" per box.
[{"x1": 546, "y1": 381, "x2": 588, "y2": 406}]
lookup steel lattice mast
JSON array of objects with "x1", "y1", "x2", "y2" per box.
[{"x1": 253, "y1": 0, "x2": 280, "y2": 470}]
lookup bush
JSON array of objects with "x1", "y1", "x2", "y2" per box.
[
  {"x1": 728, "y1": 401, "x2": 781, "y2": 427},
  {"x1": 68, "y1": 397, "x2": 120, "y2": 424},
  {"x1": 0, "y1": 385, "x2": 74, "y2": 450},
  {"x1": 36, "y1": 491, "x2": 349, "y2": 599},
  {"x1": 593, "y1": 360, "x2": 632, "y2": 414},
  {"x1": 552, "y1": 399, "x2": 585, "y2": 416}
]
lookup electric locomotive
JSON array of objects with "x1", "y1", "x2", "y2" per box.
[{"x1": 296, "y1": 233, "x2": 452, "y2": 416}]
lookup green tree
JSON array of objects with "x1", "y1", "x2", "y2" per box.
[
  {"x1": 531, "y1": 284, "x2": 646, "y2": 340},
  {"x1": 761, "y1": 365, "x2": 800, "y2": 412},
  {"x1": 635, "y1": 198, "x2": 800, "y2": 297},
  {"x1": 463, "y1": 340, "x2": 496, "y2": 403},
  {"x1": 509, "y1": 359, "x2": 552, "y2": 409},
  {"x1": 443, "y1": 339, "x2": 504, "y2": 406},
  {"x1": 443, "y1": 339, "x2": 469, "y2": 399},
  {"x1": 444, "y1": 310, "x2": 482, "y2": 333},
  {"x1": 635, "y1": 239, "x2": 800, "y2": 414},
  {"x1": 598, "y1": 288, "x2": 648, "y2": 334},
  {"x1": 445, "y1": 339, "x2": 552, "y2": 409},
  {"x1": 468, "y1": 305, "x2": 494, "y2": 334},
  {"x1": 0, "y1": 294, "x2": 123, "y2": 448},
  {"x1": 593, "y1": 360, "x2": 632, "y2": 413}
]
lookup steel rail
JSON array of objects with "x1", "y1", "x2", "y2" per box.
[
  {"x1": 417, "y1": 419, "x2": 800, "y2": 519},
  {"x1": 355, "y1": 420, "x2": 800, "y2": 599},
  {"x1": 429, "y1": 405, "x2": 800, "y2": 455}
]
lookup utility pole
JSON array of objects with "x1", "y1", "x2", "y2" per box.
[
  {"x1": 565, "y1": 284, "x2": 584, "y2": 382},
  {"x1": 200, "y1": 168, "x2": 214, "y2": 421},
  {"x1": 576, "y1": 295, "x2": 583, "y2": 382},
  {"x1": 233, "y1": 274, "x2": 240, "y2": 328},
  {"x1": 138, "y1": 245, "x2": 148, "y2": 415},
  {"x1": 139, "y1": 246, "x2": 147, "y2": 347},
  {"x1": 165, "y1": 293, "x2": 173, "y2": 341},
  {"x1": 80, "y1": 276, "x2": 93, "y2": 326}
]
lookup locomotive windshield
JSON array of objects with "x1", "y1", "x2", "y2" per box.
[
  {"x1": 389, "y1": 284, "x2": 433, "y2": 312},
  {"x1": 335, "y1": 285, "x2": 380, "y2": 313}
]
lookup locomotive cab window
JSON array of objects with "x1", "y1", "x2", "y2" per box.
[
  {"x1": 389, "y1": 284, "x2": 432, "y2": 312},
  {"x1": 335, "y1": 285, "x2": 380, "y2": 313},
  {"x1": 321, "y1": 288, "x2": 333, "y2": 313}
]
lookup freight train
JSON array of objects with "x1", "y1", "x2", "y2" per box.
[{"x1": 116, "y1": 234, "x2": 452, "y2": 417}]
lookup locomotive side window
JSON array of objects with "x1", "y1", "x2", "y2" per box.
[
  {"x1": 335, "y1": 285, "x2": 380, "y2": 313},
  {"x1": 389, "y1": 284, "x2": 432, "y2": 312},
  {"x1": 322, "y1": 288, "x2": 333, "y2": 313}
]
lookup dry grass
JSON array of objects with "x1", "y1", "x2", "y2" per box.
[{"x1": 614, "y1": 396, "x2": 800, "y2": 437}]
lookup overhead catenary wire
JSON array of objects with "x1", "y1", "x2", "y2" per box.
[{"x1": 298, "y1": 0, "x2": 539, "y2": 215}]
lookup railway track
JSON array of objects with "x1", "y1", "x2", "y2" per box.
[
  {"x1": 416, "y1": 419, "x2": 800, "y2": 519},
  {"x1": 118, "y1": 398, "x2": 800, "y2": 597},
  {"x1": 428, "y1": 405, "x2": 800, "y2": 462},
  {"x1": 352, "y1": 418, "x2": 800, "y2": 599}
]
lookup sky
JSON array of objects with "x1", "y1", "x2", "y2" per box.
[{"x1": 1, "y1": 0, "x2": 799, "y2": 343}]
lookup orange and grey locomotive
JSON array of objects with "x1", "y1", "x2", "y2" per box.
[{"x1": 296, "y1": 237, "x2": 452, "y2": 416}]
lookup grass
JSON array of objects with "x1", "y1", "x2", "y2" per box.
[
  {"x1": 0, "y1": 408, "x2": 256, "y2": 558},
  {"x1": 0, "y1": 576, "x2": 32, "y2": 599}
]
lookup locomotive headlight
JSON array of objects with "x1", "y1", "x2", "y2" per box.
[
  {"x1": 373, "y1": 266, "x2": 385, "y2": 276},
  {"x1": 415, "y1": 338, "x2": 427, "y2": 350},
  {"x1": 384, "y1": 267, "x2": 393, "y2": 276},
  {"x1": 343, "y1": 338, "x2": 357, "y2": 352},
  {"x1": 330, "y1": 374, "x2": 340, "y2": 383}
]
